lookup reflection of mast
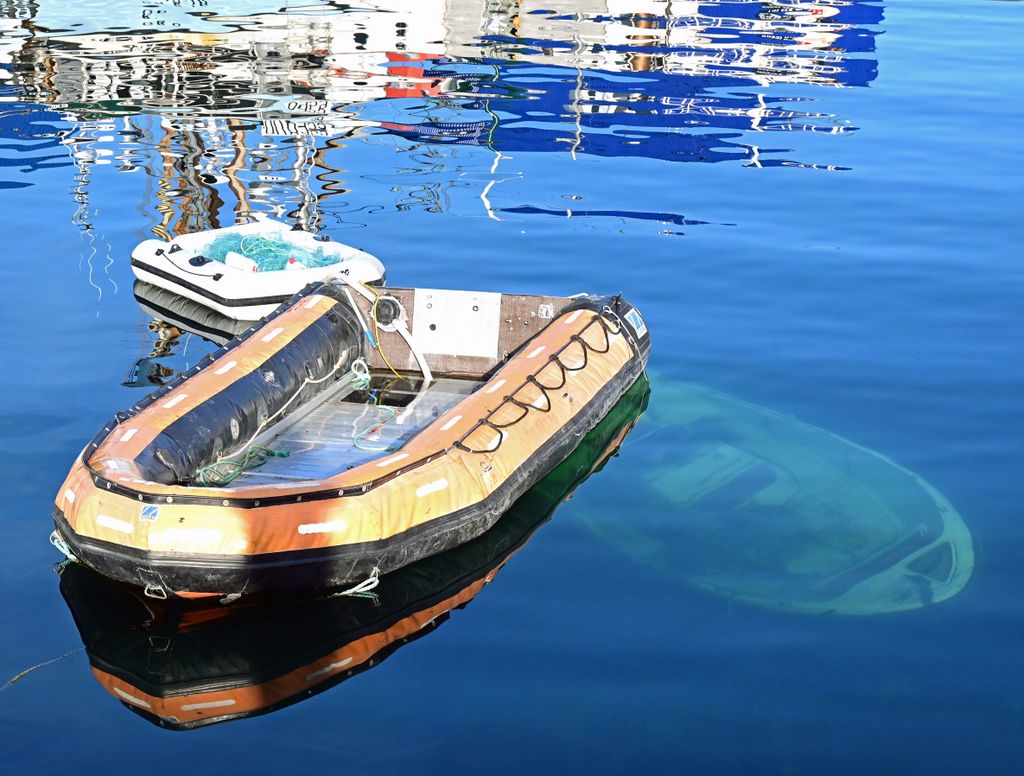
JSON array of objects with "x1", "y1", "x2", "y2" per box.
[
  {"x1": 570, "y1": 21, "x2": 584, "y2": 160},
  {"x1": 626, "y1": 14, "x2": 661, "y2": 73},
  {"x1": 152, "y1": 121, "x2": 221, "y2": 238},
  {"x1": 62, "y1": 122, "x2": 117, "y2": 302},
  {"x1": 288, "y1": 134, "x2": 319, "y2": 231},
  {"x1": 176, "y1": 127, "x2": 221, "y2": 234},
  {"x1": 153, "y1": 121, "x2": 176, "y2": 240},
  {"x1": 223, "y1": 119, "x2": 252, "y2": 222},
  {"x1": 310, "y1": 137, "x2": 351, "y2": 206}
]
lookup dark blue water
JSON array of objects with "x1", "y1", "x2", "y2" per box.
[{"x1": 1, "y1": 0, "x2": 1022, "y2": 771}]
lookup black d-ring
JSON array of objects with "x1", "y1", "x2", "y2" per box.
[
  {"x1": 490, "y1": 402, "x2": 530, "y2": 428},
  {"x1": 455, "y1": 421, "x2": 505, "y2": 454},
  {"x1": 511, "y1": 391, "x2": 552, "y2": 414},
  {"x1": 579, "y1": 322, "x2": 612, "y2": 354},
  {"x1": 528, "y1": 365, "x2": 566, "y2": 392}
]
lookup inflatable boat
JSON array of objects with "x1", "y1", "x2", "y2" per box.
[
  {"x1": 130, "y1": 216, "x2": 385, "y2": 321},
  {"x1": 58, "y1": 378, "x2": 648, "y2": 729},
  {"x1": 52, "y1": 279, "x2": 650, "y2": 599}
]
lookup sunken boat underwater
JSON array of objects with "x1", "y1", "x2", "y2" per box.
[
  {"x1": 53, "y1": 280, "x2": 650, "y2": 598},
  {"x1": 579, "y1": 377, "x2": 974, "y2": 615},
  {"x1": 59, "y1": 379, "x2": 649, "y2": 729}
]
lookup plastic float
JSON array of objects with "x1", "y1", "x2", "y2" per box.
[
  {"x1": 130, "y1": 216, "x2": 385, "y2": 321},
  {"x1": 52, "y1": 279, "x2": 651, "y2": 599},
  {"x1": 57, "y1": 379, "x2": 648, "y2": 729}
]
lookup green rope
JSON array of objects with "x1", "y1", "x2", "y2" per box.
[
  {"x1": 194, "y1": 445, "x2": 290, "y2": 487},
  {"x1": 350, "y1": 358, "x2": 372, "y2": 391},
  {"x1": 353, "y1": 405, "x2": 397, "y2": 452}
]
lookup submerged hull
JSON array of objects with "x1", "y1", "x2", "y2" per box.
[
  {"x1": 53, "y1": 281, "x2": 651, "y2": 598},
  {"x1": 579, "y1": 378, "x2": 973, "y2": 615}
]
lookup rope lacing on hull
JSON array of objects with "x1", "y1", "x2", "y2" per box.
[{"x1": 454, "y1": 312, "x2": 624, "y2": 455}]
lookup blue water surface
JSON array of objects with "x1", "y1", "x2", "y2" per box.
[{"x1": 0, "y1": 0, "x2": 1022, "y2": 772}]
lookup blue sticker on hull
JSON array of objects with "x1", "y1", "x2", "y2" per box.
[{"x1": 625, "y1": 308, "x2": 647, "y2": 337}]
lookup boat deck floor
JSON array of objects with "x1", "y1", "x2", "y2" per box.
[{"x1": 232, "y1": 376, "x2": 483, "y2": 486}]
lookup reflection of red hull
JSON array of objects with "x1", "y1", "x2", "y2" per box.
[
  {"x1": 384, "y1": 52, "x2": 448, "y2": 99},
  {"x1": 91, "y1": 572, "x2": 495, "y2": 728}
]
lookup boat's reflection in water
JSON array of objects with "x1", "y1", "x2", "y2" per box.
[{"x1": 57, "y1": 376, "x2": 650, "y2": 729}]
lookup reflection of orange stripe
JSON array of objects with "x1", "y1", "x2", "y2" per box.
[
  {"x1": 91, "y1": 295, "x2": 337, "y2": 465},
  {"x1": 91, "y1": 570, "x2": 500, "y2": 726},
  {"x1": 61, "y1": 310, "x2": 635, "y2": 565}
]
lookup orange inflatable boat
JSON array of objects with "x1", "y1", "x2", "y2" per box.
[
  {"x1": 58, "y1": 377, "x2": 648, "y2": 729},
  {"x1": 52, "y1": 280, "x2": 650, "y2": 598}
]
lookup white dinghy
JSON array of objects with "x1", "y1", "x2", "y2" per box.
[{"x1": 131, "y1": 215, "x2": 385, "y2": 321}]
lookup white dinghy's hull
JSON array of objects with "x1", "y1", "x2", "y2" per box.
[{"x1": 130, "y1": 215, "x2": 385, "y2": 321}]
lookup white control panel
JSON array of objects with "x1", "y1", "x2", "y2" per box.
[{"x1": 412, "y1": 289, "x2": 502, "y2": 359}]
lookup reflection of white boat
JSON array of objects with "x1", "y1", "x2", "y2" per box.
[
  {"x1": 130, "y1": 216, "x2": 385, "y2": 320},
  {"x1": 133, "y1": 280, "x2": 249, "y2": 346},
  {"x1": 580, "y1": 377, "x2": 974, "y2": 615}
]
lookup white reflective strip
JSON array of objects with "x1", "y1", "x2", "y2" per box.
[
  {"x1": 306, "y1": 658, "x2": 353, "y2": 682},
  {"x1": 564, "y1": 310, "x2": 583, "y2": 324},
  {"x1": 162, "y1": 394, "x2": 188, "y2": 409},
  {"x1": 214, "y1": 360, "x2": 237, "y2": 375},
  {"x1": 304, "y1": 297, "x2": 322, "y2": 310},
  {"x1": 64, "y1": 488, "x2": 75, "y2": 504},
  {"x1": 376, "y1": 453, "x2": 409, "y2": 467},
  {"x1": 533, "y1": 394, "x2": 548, "y2": 409},
  {"x1": 298, "y1": 520, "x2": 347, "y2": 535},
  {"x1": 485, "y1": 379, "x2": 506, "y2": 394},
  {"x1": 440, "y1": 415, "x2": 462, "y2": 432},
  {"x1": 120, "y1": 428, "x2": 138, "y2": 443},
  {"x1": 527, "y1": 346, "x2": 546, "y2": 359},
  {"x1": 181, "y1": 699, "x2": 237, "y2": 712},
  {"x1": 262, "y1": 327, "x2": 285, "y2": 343},
  {"x1": 114, "y1": 687, "x2": 151, "y2": 708},
  {"x1": 272, "y1": 481, "x2": 320, "y2": 489},
  {"x1": 569, "y1": 359, "x2": 586, "y2": 370},
  {"x1": 97, "y1": 515, "x2": 133, "y2": 534},
  {"x1": 416, "y1": 478, "x2": 448, "y2": 498},
  {"x1": 151, "y1": 528, "x2": 222, "y2": 546}
]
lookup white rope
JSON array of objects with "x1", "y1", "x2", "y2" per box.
[
  {"x1": 333, "y1": 565, "x2": 380, "y2": 599},
  {"x1": 49, "y1": 530, "x2": 75, "y2": 561},
  {"x1": 1, "y1": 647, "x2": 84, "y2": 693}
]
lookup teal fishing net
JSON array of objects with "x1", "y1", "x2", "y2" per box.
[{"x1": 203, "y1": 232, "x2": 338, "y2": 272}]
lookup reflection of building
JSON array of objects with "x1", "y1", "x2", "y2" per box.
[
  {"x1": 8, "y1": 1, "x2": 880, "y2": 116},
  {"x1": 0, "y1": 0, "x2": 883, "y2": 236},
  {"x1": 446, "y1": 0, "x2": 880, "y2": 87}
]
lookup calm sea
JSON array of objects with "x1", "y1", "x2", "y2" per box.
[{"x1": 0, "y1": 0, "x2": 1021, "y2": 772}]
